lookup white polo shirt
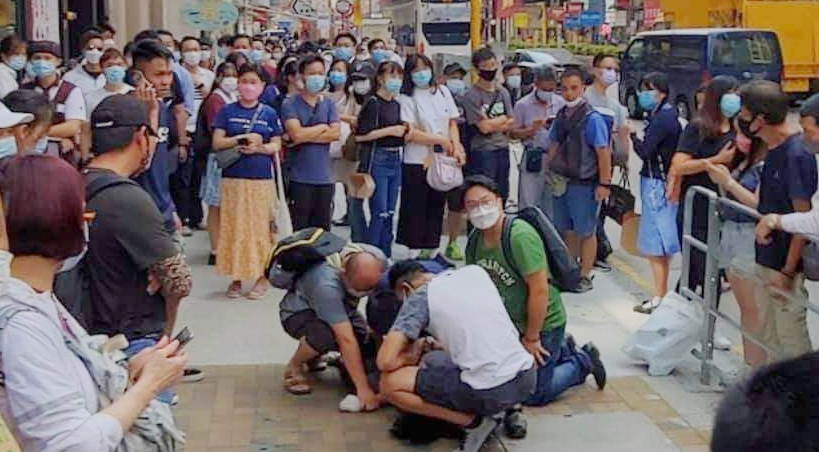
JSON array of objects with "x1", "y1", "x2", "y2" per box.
[
  {"x1": 62, "y1": 65, "x2": 105, "y2": 97},
  {"x1": 32, "y1": 79, "x2": 86, "y2": 122},
  {"x1": 399, "y1": 85, "x2": 460, "y2": 165},
  {"x1": 85, "y1": 84, "x2": 135, "y2": 119},
  {"x1": 0, "y1": 63, "x2": 18, "y2": 98}
]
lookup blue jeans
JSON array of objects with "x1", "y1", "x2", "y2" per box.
[
  {"x1": 124, "y1": 337, "x2": 176, "y2": 404},
  {"x1": 348, "y1": 196, "x2": 366, "y2": 243},
  {"x1": 367, "y1": 148, "x2": 402, "y2": 257},
  {"x1": 466, "y1": 148, "x2": 510, "y2": 200},
  {"x1": 526, "y1": 326, "x2": 593, "y2": 406}
]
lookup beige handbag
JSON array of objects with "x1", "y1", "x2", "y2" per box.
[
  {"x1": 620, "y1": 211, "x2": 641, "y2": 256},
  {"x1": 348, "y1": 172, "x2": 376, "y2": 199}
]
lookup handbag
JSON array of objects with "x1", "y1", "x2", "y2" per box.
[
  {"x1": 620, "y1": 211, "x2": 641, "y2": 256},
  {"x1": 215, "y1": 105, "x2": 264, "y2": 170},
  {"x1": 427, "y1": 153, "x2": 463, "y2": 191},
  {"x1": 523, "y1": 145, "x2": 544, "y2": 173},
  {"x1": 602, "y1": 173, "x2": 636, "y2": 225},
  {"x1": 273, "y1": 151, "x2": 293, "y2": 241}
]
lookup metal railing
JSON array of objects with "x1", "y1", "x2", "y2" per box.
[{"x1": 681, "y1": 186, "x2": 819, "y2": 386}]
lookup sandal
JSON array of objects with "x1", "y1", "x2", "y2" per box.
[
  {"x1": 226, "y1": 281, "x2": 242, "y2": 299},
  {"x1": 283, "y1": 369, "x2": 312, "y2": 395},
  {"x1": 246, "y1": 285, "x2": 268, "y2": 300}
]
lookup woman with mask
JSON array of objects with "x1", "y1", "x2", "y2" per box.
[
  {"x1": 0, "y1": 35, "x2": 26, "y2": 97},
  {"x1": 502, "y1": 63, "x2": 522, "y2": 107},
  {"x1": 355, "y1": 61, "x2": 410, "y2": 257},
  {"x1": 667, "y1": 75, "x2": 739, "y2": 343},
  {"x1": 631, "y1": 73, "x2": 683, "y2": 314},
  {"x1": 199, "y1": 62, "x2": 238, "y2": 266},
  {"x1": 397, "y1": 54, "x2": 465, "y2": 258},
  {"x1": 212, "y1": 63, "x2": 283, "y2": 299},
  {"x1": 0, "y1": 155, "x2": 187, "y2": 451},
  {"x1": 85, "y1": 48, "x2": 133, "y2": 116}
]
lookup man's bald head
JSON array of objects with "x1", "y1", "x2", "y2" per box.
[{"x1": 344, "y1": 251, "x2": 384, "y2": 293}]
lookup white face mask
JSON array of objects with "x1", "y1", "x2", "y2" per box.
[
  {"x1": 84, "y1": 49, "x2": 103, "y2": 65},
  {"x1": 201, "y1": 49, "x2": 212, "y2": 61},
  {"x1": 468, "y1": 204, "x2": 501, "y2": 230},
  {"x1": 57, "y1": 221, "x2": 89, "y2": 274},
  {"x1": 221, "y1": 76, "x2": 238, "y2": 94},
  {"x1": 564, "y1": 97, "x2": 584, "y2": 109},
  {"x1": 103, "y1": 39, "x2": 116, "y2": 49},
  {"x1": 353, "y1": 80, "x2": 371, "y2": 95},
  {"x1": 183, "y1": 51, "x2": 202, "y2": 66}
]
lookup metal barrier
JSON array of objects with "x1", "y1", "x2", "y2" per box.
[{"x1": 681, "y1": 186, "x2": 819, "y2": 386}]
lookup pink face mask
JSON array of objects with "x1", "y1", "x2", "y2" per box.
[
  {"x1": 238, "y1": 82, "x2": 264, "y2": 102},
  {"x1": 736, "y1": 131, "x2": 752, "y2": 154}
]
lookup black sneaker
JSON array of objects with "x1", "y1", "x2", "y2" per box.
[
  {"x1": 182, "y1": 368, "x2": 205, "y2": 383},
  {"x1": 594, "y1": 260, "x2": 612, "y2": 273},
  {"x1": 565, "y1": 333, "x2": 577, "y2": 354},
  {"x1": 576, "y1": 276, "x2": 594, "y2": 293},
  {"x1": 503, "y1": 405, "x2": 527, "y2": 439},
  {"x1": 207, "y1": 253, "x2": 216, "y2": 266},
  {"x1": 582, "y1": 343, "x2": 606, "y2": 390}
]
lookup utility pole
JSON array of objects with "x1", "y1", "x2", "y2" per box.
[{"x1": 471, "y1": 0, "x2": 482, "y2": 49}]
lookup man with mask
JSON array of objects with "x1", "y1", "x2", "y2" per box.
[
  {"x1": 279, "y1": 243, "x2": 386, "y2": 411},
  {"x1": 333, "y1": 32, "x2": 357, "y2": 62},
  {"x1": 502, "y1": 62, "x2": 522, "y2": 107},
  {"x1": 512, "y1": 65, "x2": 564, "y2": 217},
  {"x1": 216, "y1": 35, "x2": 233, "y2": 65},
  {"x1": 741, "y1": 80, "x2": 817, "y2": 361},
  {"x1": 24, "y1": 40, "x2": 87, "y2": 160},
  {"x1": 83, "y1": 94, "x2": 192, "y2": 401},
  {"x1": 462, "y1": 174, "x2": 606, "y2": 438},
  {"x1": 584, "y1": 53, "x2": 630, "y2": 273},
  {"x1": 64, "y1": 29, "x2": 107, "y2": 96},
  {"x1": 462, "y1": 47, "x2": 515, "y2": 200},
  {"x1": 546, "y1": 68, "x2": 612, "y2": 293}
]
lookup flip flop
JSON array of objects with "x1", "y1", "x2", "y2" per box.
[
  {"x1": 226, "y1": 282, "x2": 242, "y2": 299},
  {"x1": 246, "y1": 286, "x2": 268, "y2": 300},
  {"x1": 283, "y1": 371, "x2": 312, "y2": 395}
]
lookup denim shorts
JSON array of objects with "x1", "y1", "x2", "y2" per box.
[
  {"x1": 551, "y1": 183, "x2": 599, "y2": 238},
  {"x1": 415, "y1": 350, "x2": 536, "y2": 416}
]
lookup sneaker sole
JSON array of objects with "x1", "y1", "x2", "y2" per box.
[{"x1": 182, "y1": 373, "x2": 205, "y2": 383}]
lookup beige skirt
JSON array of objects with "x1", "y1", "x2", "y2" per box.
[{"x1": 217, "y1": 178, "x2": 275, "y2": 280}]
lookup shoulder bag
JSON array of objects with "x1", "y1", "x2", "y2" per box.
[
  {"x1": 215, "y1": 104, "x2": 264, "y2": 170},
  {"x1": 417, "y1": 94, "x2": 463, "y2": 191},
  {"x1": 349, "y1": 97, "x2": 378, "y2": 199}
]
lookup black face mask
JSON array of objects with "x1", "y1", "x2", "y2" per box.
[
  {"x1": 738, "y1": 117, "x2": 757, "y2": 138},
  {"x1": 478, "y1": 68, "x2": 497, "y2": 82}
]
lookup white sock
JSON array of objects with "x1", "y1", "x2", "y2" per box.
[{"x1": 339, "y1": 394, "x2": 362, "y2": 412}]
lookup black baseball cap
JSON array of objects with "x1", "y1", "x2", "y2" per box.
[
  {"x1": 27, "y1": 40, "x2": 61, "y2": 58},
  {"x1": 444, "y1": 62, "x2": 467, "y2": 77},
  {"x1": 91, "y1": 94, "x2": 155, "y2": 154},
  {"x1": 351, "y1": 60, "x2": 376, "y2": 79}
]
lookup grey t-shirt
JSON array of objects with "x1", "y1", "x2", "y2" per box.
[
  {"x1": 390, "y1": 286, "x2": 430, "y2": 340},
  {"x1": 584, "y1": 87, "x2": 626, "y2": 131},
  {"x1": 462, "y1": 85, "x2": 514, "y2": 152}
]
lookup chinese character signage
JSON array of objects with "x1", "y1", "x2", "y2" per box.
[{"x1": 26, "y1": 0, "x2": 59, "y2": 42}]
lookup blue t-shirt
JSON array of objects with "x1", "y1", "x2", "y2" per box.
[
  {"x1": 281, "y1": 95, "x2": 339, "y2": 184},
  {"x1": 214, "y1": 102, "x2": 283, "y2": 179},
  {"x1": 757, "y1": 134, "x2": 818, "y2": 270},
  {"x1": 549, "y1": 110, "x2": 610, "y2": 150},
  {"x1": 135, "y1": 101, "x2": 175, "y2": 231},
  {"x1": 261, "y1": 84, "x2": 280, "y2": 109}
]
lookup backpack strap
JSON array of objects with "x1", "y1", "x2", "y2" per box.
[
  {"x1": 499, "y1": 215, "x2": 524, "y2": 283},
  {"x1": 84, "y1": 171, "x2": 140, "y2": 202},
  {"x1": 54, "y1": 80, "x2": 76, "y2": 106}
]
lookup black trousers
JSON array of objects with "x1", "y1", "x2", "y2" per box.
[
  {"x1": 170, "y1": 154, "x2": 193, "y2": 224},
  {"x1": 288, "y1": 181, "x2": 334, "y2": 231},
  {"x1": 396, "y1": 164, "x2": 446, "y2": 249}
]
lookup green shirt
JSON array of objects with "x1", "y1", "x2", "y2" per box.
[{"x1": 468, "y1": 220, "x2": 567, "y2": 333}]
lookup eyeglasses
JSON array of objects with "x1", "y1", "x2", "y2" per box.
[{"x1": 464, "y1": 195, "x2": 497, "y2": 211}]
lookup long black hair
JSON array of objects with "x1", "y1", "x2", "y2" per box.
[
  {"x1": 401, "y1": 54, "x2": 437, "y2": 96},
  {"x1": 374, "y1": 60, "x2": 403, "y2": 94},
  {"x1": 329, "y1": 58, "x2": 352, "y2": 94},
  {"x1": 693, "y1": 75, "x2": 739, "y2": 140}
]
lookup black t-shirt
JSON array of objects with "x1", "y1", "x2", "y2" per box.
[
  {"x1": 675, "y1": 123, "x2": 735, "y2": 232},
  {"x1": 756, "y1": 134, "x2": 818, "y2": 270},
  {"x1": 356, "y1": 94, "x2": 404, "y2": 148},
  {"x1": 84, "y1": 169, "x2": 179, "y2": 339}
]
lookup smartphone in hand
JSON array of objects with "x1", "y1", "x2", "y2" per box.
[
  {"x1": 237, "y1": 137, "x2": 250, "y2": 146},
  {"x1": 173, "y1": 327, "x2": 194, "y2": 350}
]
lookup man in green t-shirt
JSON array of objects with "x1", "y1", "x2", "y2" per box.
[{"x1": 463, "y1": 175, "x2": 607, "y2": 438}]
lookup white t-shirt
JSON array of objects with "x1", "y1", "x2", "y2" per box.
[
  {"x1": 185, "y1": 66, "x2": 216, "y2": 132},
  {"x1": 85, "y1": 84, "x2": 135, "y2": 119},
  {"x1": 0, "y1": 63, "x2": 18, "y2": 98},
  {"x1": 34, "y1": 79, "x2": 87, "y2": 122},
  {"x1": 399, "y1": 85, "x2": 460, "y2": 165},
  {"x1": 62, "y1": 65, "x2": 106, "y2": 97}
]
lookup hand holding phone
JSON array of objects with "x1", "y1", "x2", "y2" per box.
[
  {"x1": 173, "y1": 327, "x2": 194, "y2": 351},
  {"x1": 237, "y1": 137, "x2": 250, "y2": 146}
]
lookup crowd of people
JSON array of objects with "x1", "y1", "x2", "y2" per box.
[{"x1": 0, "y1": 20, "x2": 816, "y2": 452}]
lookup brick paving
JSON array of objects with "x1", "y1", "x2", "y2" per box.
[{"x1": 175, "y1": 365, "x2": 712, "y2": 452}]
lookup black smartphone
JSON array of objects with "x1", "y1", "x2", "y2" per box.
[
  {"x1": 433, "y1": 144, "x2": 445, "y2": 153},
  {"x1": 238, "y1": 137, "x2": 249, "y2": 146},
  {"x1": 173, "y1": 327, "x2": 194, "y2": 350}
]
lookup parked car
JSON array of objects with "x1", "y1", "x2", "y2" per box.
[
  {"x1": 619, "y1": 28, "x2": 783, "y2": 120},
  {"x1": 511, "y1": 48, "x2": 583, "y2": 75}
]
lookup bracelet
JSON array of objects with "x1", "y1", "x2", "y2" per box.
[{"x1": 524, "y1": 336, "x2": 540, "y2": 343}]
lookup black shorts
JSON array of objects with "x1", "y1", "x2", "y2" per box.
[
  {"x1": 446, "y1": 185, "x2": 465, "y2": 212},
  {"x1": 281, "y1": 310, "x2": 369, "y2": 354},
  {"x1": 415, "y1": 351, "x2": 536, "y2": 416}
]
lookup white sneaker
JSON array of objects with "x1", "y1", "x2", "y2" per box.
[
  {"x1": 339, "y1": 394, "x2": 362, "y2": 412},
  {"x1": 454, "y1": 416, "x2": 499, "y2": 452},
  {"x1": 714, "y1": 336, "x2": 732, "y2": 351}
]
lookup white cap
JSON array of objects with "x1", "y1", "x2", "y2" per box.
[{"x1": 0, "y1": 102, "x2": 33, "y2": 129}]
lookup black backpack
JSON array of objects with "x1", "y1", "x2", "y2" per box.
[
  {"x1": 53, "y1": 172, "x2": 140, "y2": 328},
  {"x1": 266, "y1": 227, "x2": 348, "y2": 289},
  {"x1": 467, "y1": 206, "x2": 582, "y2": 293}
]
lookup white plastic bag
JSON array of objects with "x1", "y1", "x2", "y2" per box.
[
  {"x1": 622, "y1": 291, "x2": 704, "y2": 376},
  {"x1": 426, "y1": 153, "x2": 464, "y2": 192},
  {"x1": 273, "y1": 152, "x2": 293, "y2": 240}
]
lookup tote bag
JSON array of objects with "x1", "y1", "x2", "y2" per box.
[{"x1": 273, "y1": 151, "x2": 293, "y2": 241}]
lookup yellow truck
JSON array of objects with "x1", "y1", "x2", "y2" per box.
[{"x1": 659, "y1": 0, "x2": 819, "y2": 93}]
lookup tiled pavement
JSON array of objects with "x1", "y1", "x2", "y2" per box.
[{"x1": 175, "y1": 365, "x2": 712, "y2": 452}]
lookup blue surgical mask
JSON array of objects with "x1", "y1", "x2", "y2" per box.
[
  {"x1": 104, "y1": 65, "x2": 126, "y2": 84},
  {"x1": 720, "y1": 93, "x2": 741, "y2": 118},
  {"x1": 0, "y1": 136, "x2": 17, "y2": 159},
  {"x1": 329, "y1": 70, "x2": 347, "y2": 87},
  {"x1": 446, "y1": 79, "x2": 466, "y2": 95},
  {"x1": 371, "y1": 49, "x2": 387, "y2": 63},
  {"x1": 218, "y1": 46, "x2": 229, "y2": 59},
  {"x1": 24, "y1": 61, "x2": 35, "y2": 79},
  {"x1": 384, "y1": 77, "x2": 403, "y2": 94},
  {"x1": 250, "y1": 49, "x2": 265, "y2": 63},
  {"x1": 638, "y1": 90, "x2": 658, "y2": 111},
  {"x1": 304, "y1": 74, "x2": 326, "y2": 93},
  {"x1": 31, "y1": 60, "x2": 56, "y2": 78},
  {"x1": 335, "y1": 46, "x2": 354, "y2": 61},
  {"x1": 33, "y1": 137, "x2": 48, "y2": 154},
  {"x1": 8, "y1": 55, "x2": 25, "y2": 72},
  {"x1": 411, "y1": 69, "x2": 433, "y2": 88}
]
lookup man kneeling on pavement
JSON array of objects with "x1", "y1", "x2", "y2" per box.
[
  {"x1": 463, "y1": 175, "x2": 607, "y2": 438},
  {"x1": 378, "y1": 262, "x2": 536, "y2": 452},
  {"x1": 279, "y1": 243, "x2": 386, "y2": 409}
]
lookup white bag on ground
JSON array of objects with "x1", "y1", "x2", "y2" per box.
[
  {"x1": 622, "y1": 291, "x2": 704, "y2": 376},
  {"x1": 273, "y1": 152, "x2": 293, "y2": 240}
]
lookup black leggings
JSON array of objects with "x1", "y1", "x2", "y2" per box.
[{"x1": 287, "y1": 181, "x2": 334, "y2": 231}]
